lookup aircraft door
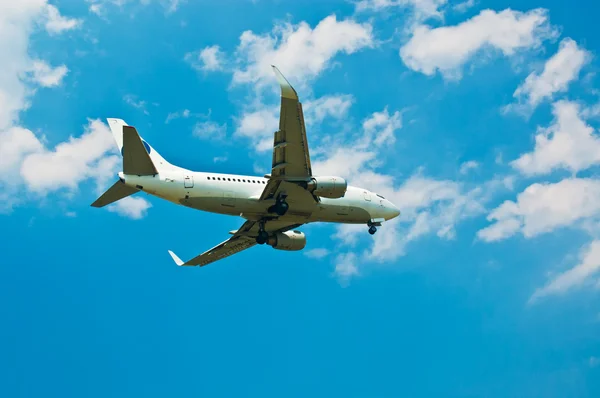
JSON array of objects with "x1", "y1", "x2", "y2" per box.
[
  {"x1": 184, "y1": 175, "x2": 194, "y2": 188},
  {"x1": 363, "y1": 191, "x2": 371, "y2": 201}
]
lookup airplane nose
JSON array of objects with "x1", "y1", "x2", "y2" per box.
[{"x1": 385, "y1": 201, "x2": 401, "y2": 220}]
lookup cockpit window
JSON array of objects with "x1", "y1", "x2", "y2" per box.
[{"x1": 376, "y1": 194, "x2": 385, "y2": 199}]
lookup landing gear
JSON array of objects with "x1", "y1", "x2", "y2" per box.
[
  {"x1": 367, "y1": 219, "x2": 381, "y2": 236},
  {"x1": 256, "y1": 221, "x2": 269, "y2": 245},
  {"x1": 268, "y1": 193, "x2": 289, "y2": 216}
]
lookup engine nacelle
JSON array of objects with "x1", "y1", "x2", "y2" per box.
[
  {"x1": 306, "y1": 176, "x2": 347, "y2": 199},
  {"x1": 268, "y1": 230, "x2": 306, "y2": 251}
]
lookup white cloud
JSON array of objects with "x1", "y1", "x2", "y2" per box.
[
  {"x1": 362, "y1": 107, "x2": 402, "y2": 146},
  {"x1": 0, "y1": 127, "x2": 44, "y2": 176},
  {"x1": 193, "y1": 120, "x2": 227, "y2": 140},
  {"x1": 303, "y1": 94, "x2": 354, "y2": 126},
  {"x1": 123, "y1": 94, "x2": 149, "y2": 115},
  {"x1": 513, "y1": 38, "x2": 590, "y2": 108},
  {"x1": 333, "y1": 252, "x2": 360, "y2": 285},
  {"x1": 165, "y1": 109, "x2": 191, "y2": 123},
  {"x1": 459, "y1": 160, "x2": 479, "y2": 175},
  {"x1": 400, "y1": 8, "x2": 555, "y2": 79},
  {"x1": 44, "y1": 4, "x2": 81, "y2": 34},
  {"x1": 304, "y1": 248, "x2": 330, "y2": 259},
  {"x1": 109, "y1": 196, "x2": 152, "y2": 219},
  {"x1": 28, "y1": 60, "x2": 68, "y2": 87},
  {"x1": 511, "y1": 101, "x2": 600, "y2": 176},
  {"x1": 20, "y1": 119, "x2": 117, "y2": 193},
  {"x1": 453, "y1": 0, "x2": 475, "y2": 13},
  {"x1": 355, "y1": 0, "x2": 447, "y2": 19},
  {"x1": 232, "y1": 15, "x2": 374, "y2": 90},
  {"x1": 530, "y1": 240, "x2": 600, "y2": 303},
  {"x1": 185, "y1": 45, "x2": 225, "y2": 72},
  {"x1": 478, "y1": 178, "x2": 600, "y2": 242},
  {"x1": 234, "y1": 94, "x2": 355, "y2": 153},
  {"x1": 0, "y1": 0, "x2": 77, "y2": 129},
  {"x1": 234, "y1": 105, "x2": 278, "y2": 151}
]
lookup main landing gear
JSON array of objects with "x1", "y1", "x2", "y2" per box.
[
  {"x1": 268, "y1": 193, "x2": 289, "y2": 216},
  {"x1": 256, "y1": 221, "x2": 269, "y2": 245}
]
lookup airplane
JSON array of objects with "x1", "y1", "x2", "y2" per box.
[{"x1": 92, "y1": 66, "x2": 400, "y2": 267}]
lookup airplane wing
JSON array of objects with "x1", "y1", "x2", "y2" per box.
[
  {"x1": 168, "y1": 219, "x2": 302, "y2": 267},
  {"x1": 269, "y1": 66, "x2": 313, "y2": 180},
  {"x1": 258, "y1": 67, "x2": 319, "y2": 210}
]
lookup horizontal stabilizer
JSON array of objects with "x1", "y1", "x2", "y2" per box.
[
  {"x1": 91, "y1": 180, "x2": 138, "y2": 208},
  {"x1": 123, "y1": 126, "x2": 158, "y2": 176}
]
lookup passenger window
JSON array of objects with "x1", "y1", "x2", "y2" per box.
[
  {"x1": 207, "y1": 177, "x2": 210, "y2": 180},
  {"x1": 227, "y1": 178, "x2": 231, "y2": 181},
  {"x1": 217, "y1": 177, "x2": 221, "y2": 181},
  {"x1": 243, "y1": 179, "x2": 246, "y2": 182}
]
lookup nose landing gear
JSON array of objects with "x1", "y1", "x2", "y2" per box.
[{"x1": 367, "y1": 219, "x2": 383, "y2": 236}]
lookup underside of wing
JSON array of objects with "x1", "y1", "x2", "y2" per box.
[
  {"x1": 270, "y1": 66, "x2": 312, "y2": 180},
  {"x1": 167, "y1": 220, "x2": 303, "y2": 267}
]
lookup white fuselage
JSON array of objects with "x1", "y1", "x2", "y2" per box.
[{"x1": 119, "y1": 166, "x2": 400, "y2": 225}]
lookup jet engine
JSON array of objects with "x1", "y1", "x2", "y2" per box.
[
  {"x1": 306, "y1": 176, "x2": 347, "y2": 199},
  {"x1": 267, "y1": 230, "x2": 306, "y2": 251}
]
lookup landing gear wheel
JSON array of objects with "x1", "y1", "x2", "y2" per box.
[
  {"x1": 275, "y1": 201, "x2": 289, "y2": 216},
  {"x1": 368, "y1": 226, "x2": 377, "y2": 235},
  {"x1": 269, "y1": 194, "x2": 289, "y2": 216},
  {"x1": 256, "y1": 230, "x2": 269, "y2": 245}
]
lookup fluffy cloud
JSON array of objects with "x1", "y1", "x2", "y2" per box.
[
  {"x1": 478, "y1": 178, "x2": 600, "y2": 242},
  {"x1": 400, "y1": 8, "x2": 555, "y2": 79},
  {"x1": 0, "y1": 1, "x2": 77, "y2": 129},
  {"x1": 303, "y1": 94, "x2": 354, "y2": 126},
  {"x1": 459, "y1": 160, "x2": 479, "y2": 175},
  {"x1": 44, "y1": 4, "x2": 81, "y2": 34},
  {"x1": 20, "y1": 119, "x2": 117, "y2": 192},
  {"x1": 109, "y1": 196, "x2": 152, "y2": 219},
  {"x1": 361, "y1": 107, "x2": 402, "y2": 146},
  {"x1": 234, "y1": 94, "x2": 355, "y2": 152},
  {"x1": 28, "y1": 60, "x2": 69, "y2": 87},
  {"x1": 185, "y1": 45, "x2": 226, "y2": 72},
  {"x1": 513, "y1": 38, "x2": 590, "y2": 108},
  {"x1": 530, "y1": 240, "x2": 600, "y2": 302},
  {"x1": 511, "y1": 101, "x2": 600, "y2": 176},
  {"x1": 232, "y1": 15, "x2": 374, "y2": 90},
  {"x1": 0, "y1": 119, "x2": 151, "y2": 218},
  {"x1": 193, "y1": 120, "x2": 227, "y2": 140}
]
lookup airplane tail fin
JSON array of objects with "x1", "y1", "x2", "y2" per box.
[
  {"x1": 91, "y1": 179, "x2": 138, "y2": 208},
  {"x1": 107, "y1": 118, "x2": 173, "y2": 174}
]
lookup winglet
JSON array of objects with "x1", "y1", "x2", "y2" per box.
[
  {"x1": 271, "y1": 65, "x2": 298, "y2": 100},
  {"x1": 167, "y1": 250, "x2": 184, "y2": 266}
]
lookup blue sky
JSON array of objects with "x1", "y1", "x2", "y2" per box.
[{"x1": 2, "y1": 0, "x2": 600, "y2": 396}]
